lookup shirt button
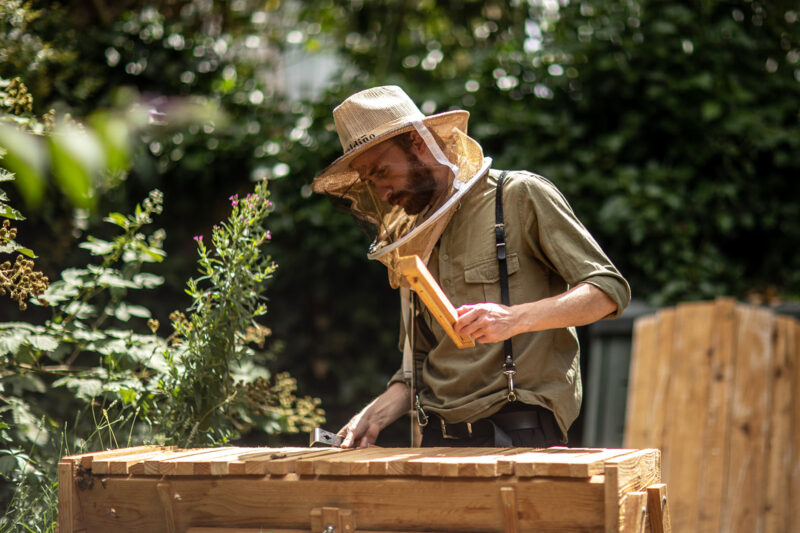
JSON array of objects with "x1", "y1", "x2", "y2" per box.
[{"x1": 442, "y1": 254, "x2": 449, "y2": 261}]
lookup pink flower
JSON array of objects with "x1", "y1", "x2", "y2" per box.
[
  {"x1": 193, "y1": 235, "x2": 203, "y2": 242},
  {"x1": 229, "y1": 194, "x2": 239, "y2": 207}
]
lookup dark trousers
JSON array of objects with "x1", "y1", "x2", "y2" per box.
[{"x1": 421, "y1": 402, "x2": 563, "y2": 447}]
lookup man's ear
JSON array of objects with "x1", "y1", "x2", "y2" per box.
[{"x1": 408, "y1": 130, "x2": 428, "y2": 156}]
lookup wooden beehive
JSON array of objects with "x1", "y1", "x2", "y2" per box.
[
  {"x1": 625, "y1": 298, "x2": 800, "y2": 533},
  {"x1": 58, "y1": 445, "x2": 669, "y2": 533}
]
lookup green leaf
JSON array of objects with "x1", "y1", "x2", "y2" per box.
[
  {"x1": 47, "y1": 123, "x2": 104, "y2": 210},
  {"x1": 132, "y1": 272, "x2": 165, "y2": 289},
  {"x1": 0, "y1": 202, "x2": 24, "y2": 220},
  {"x1": 61, "y1": 268, "x2": 91, "y2": 286},
  {"x1": 78, "y1": 237, "x2": 114, "y2": 256},
  {"x1": 104, "y1": 212, "x2": 128, "y2": 228},
  {"x1": 14, "y1": 246, "x2": 35, "y2": 258},
  {"x1": 0, "y1": 124, "x2": 47, "y2": 209},
  {"x1": 119, "y1": 388, "x2": 137, "y2": 404},
  {"x1": 0, "y1": 332, "x2": 26, "y2": 356},
  {"x1": 53, "y1": 376, "x2": 103, "y2": 401},
  {"x1": 64, "y1": 301, "x2": 96, "y2": 319},
  {"x1": 3, "y1": 374, "x2": 47, "y2": 394},
  {"x1": 41, "y1": 280, "x2": 80, "y2": 304},
  {"x1": 88, "y1": 112, "x2": 131, "y2": 174},
  {"x1": 26, "y1": 334, "x2": 59, "y2": 352},
  {"x1": 86, "y1": 266, "x2": 138, "y2": 289}
]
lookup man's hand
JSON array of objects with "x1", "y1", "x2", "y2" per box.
[
  {"x1": 338, "y1": 409, "x2": 382, "y2": 449},
  {"x1": 454, "y1": 283, "x2": 618, "y2": 344},
  {"x1": 337, "y1": 381, "x2": 410, "y2": 448},
  {"x1": 454, "y1": 303, "x2": 518, "y2": 344}
]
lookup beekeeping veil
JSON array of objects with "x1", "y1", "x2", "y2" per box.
[{"x1": 311, "y1": 86, "x2": 491, "y2": 288}]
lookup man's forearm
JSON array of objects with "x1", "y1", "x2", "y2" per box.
[
  {"x1": 455, "y1": 282, "x2": 618, "y2": 344},
  {"x1": 366, "y1": 381, "x2": 411, "y2": 430},
  {"x1": 513, "y1": 282, "x2": 617, "y2": 334}
]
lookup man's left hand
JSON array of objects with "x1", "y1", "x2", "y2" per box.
[{"x1": 454, "y1": 303, "x2": 518, "y2": 344}]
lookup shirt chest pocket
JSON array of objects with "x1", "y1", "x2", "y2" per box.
[{"x1": 462, "y1": 253, "x2": 520, "y2": 304}]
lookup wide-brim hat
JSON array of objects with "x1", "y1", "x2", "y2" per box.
[{"x1": 312, "y1": 85, "x2": 491, "y2": 288}]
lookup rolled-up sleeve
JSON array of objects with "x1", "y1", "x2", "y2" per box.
[{"x1": 520, "y1": 175, "x2": 631, "y2": 318}]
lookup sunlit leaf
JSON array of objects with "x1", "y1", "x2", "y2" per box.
[
  {"x1": 0, "y1": 124, "x2": 46, "y2": 209},
  {"x1": 48, "y1": 122, "x2": 105, "y2": 210}
]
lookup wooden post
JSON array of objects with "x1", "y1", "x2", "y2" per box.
[
  {"x1": 310, "y1": 507, "x2": 355, "y2": 533},
  {"x1": 57, "y1": 460, "x2": 75, "y2": 533},
  {"x1": 157, "y1": 483, "x2": 177, "y2": 533},
  {"x1": 646, "y1": 483, "x2": 672, "y2": 533},
  {"x1": 499, "y1": 486, "x2": 519, "y2": 533},
  {"x1": 621, "y1": 492, "x2": 647, "y2": 533}
]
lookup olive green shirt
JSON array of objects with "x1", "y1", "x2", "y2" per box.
[{"x1": 390, "y1": 169, "x2": 631, "y2": 440}]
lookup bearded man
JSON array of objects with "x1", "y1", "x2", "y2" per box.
[{"x1": 312, "y1": 86, "x2": 631, "y2": 448}]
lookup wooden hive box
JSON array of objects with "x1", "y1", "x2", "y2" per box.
[{"x1": 58, "y1": 445, "x2": 669, "y2": 533}]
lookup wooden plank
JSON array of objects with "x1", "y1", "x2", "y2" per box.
[
  {"x1": 73, "y1": 474, "x2": 607, "y2": 533},
  {"x1": 365, "y1": 447, "x2": 461, "y2": 476},
  {"x1": 764, "y1": 316, "x2": 796, "y2": 533},
  {"x1": 455, "y1": 448, "x2": 536, "y2": 477},
  {"x1": 294, "y1": 447, "x2": 351, "y2": 475},
  {"x1": 187, "y1": 529, "x2": 307, "y2": 533},
  {"x1": 398, "y1": 255, "x2": 474, "y2": 348},
  {"x1": 624, "y1": 314, "x2": 659, "y2": 449},
  {"x1": 144, "y1": 448, "x2": 213, "y2": 475},
  {"x1": 155, "y1": 447, "x2": 238, "y2": 475},
  {"x1": 647, "y1": 483, "x2": 672, "y2": 533},
  {"x1": 604, "y1": 462, "x2": 621, "y2": 533},
  {"x1": 398, "y1": 447, "x2": 494, "y2": 477},
  {"x1": 304, "y1": 447, "x2": 382, "y2": 475},
  {"x1": 620, "y1": 491, "x2": 647, "y2": 533},
  {"x1": 516, "y1": 448, "x2": 637, "y2": 478},
  {"x1": 57, "y1": 461, "x2": 75, "y2": 533},
  {"x1": 235, "y1": 447, "x2": 309, "y2": 460},
  {"x1": 722, "y1": 305, "x2": 775, "y2": 533},
  {"x1": 93, "y1": 449, "x2": 176, "y2": 475},
  {"x1": 791, "y1": 320, "x2": 800, "y2": 529},
  {"x1": 61, "y1": 445, "x2": 167, "y2": 470},
  {"x1": 499, "y1": 486, "x2": 519, "y2": 533},
  {"x1": 418, "y1": 447, "x2": 524, "y2": 477},
  {"x1": 253, "y1": 448, "x2": 344, "y2": 476},
  {"x1": 156, "y1": 483, "x2": 176, "y2": 533},
  {"x1": 696, "y1": 298, "x2": 736, "y2": 532},
  {"x1": 634, "y1": 308, "x2": 675, "y2": 451},
  {"x1": 500, "y1": 449, "x2": 576, "y2": 477},
  {"x1": 659, "y1": 301, "x2": 714, "y2": 533}
]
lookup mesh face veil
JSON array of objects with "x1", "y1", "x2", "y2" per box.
[{"x1": 311, "y1": 86, "x2": 491, "y2": 288}]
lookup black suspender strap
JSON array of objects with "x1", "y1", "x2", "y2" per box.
[
  {"x1": 410, "y1": 292, "x2": 429, "y2": 429},
  {"x1": 495, "y1": 171, "x2": 517, "y2": 402}
]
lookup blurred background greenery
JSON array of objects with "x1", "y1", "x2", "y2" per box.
[{"x1": 1, "y1": 0, "x2": 799, "y2": 476}]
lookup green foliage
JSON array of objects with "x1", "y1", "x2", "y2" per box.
[
  {"x1": 0, "y1": 184, "x2": 323, "y2": 528},
  {"x1": 159, "y1": 182, "x2": 323, "y2": 446}
]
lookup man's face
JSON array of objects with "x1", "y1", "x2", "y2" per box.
[{"x1": 351, "y1": 139, "x2": 438, "y2": 215}]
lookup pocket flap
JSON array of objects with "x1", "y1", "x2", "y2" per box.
[{"x1": 464, "y1": 253, "x2": 520, "y2": 283}]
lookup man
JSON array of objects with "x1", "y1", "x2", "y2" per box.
[{"x1": 312, "y1": 86, "x2": 630, "y2": 448}]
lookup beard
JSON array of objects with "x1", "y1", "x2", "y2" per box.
[{"x1": 388, "y1": 155, "x2": 437, "y2": 215}]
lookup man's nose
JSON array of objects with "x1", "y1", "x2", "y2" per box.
[{"x1": 375, "y1": 183, "x2": 393, "y2": 202}]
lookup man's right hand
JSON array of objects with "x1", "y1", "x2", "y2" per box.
[
  {"x1": 337, "y1": 381, "x2": 411, "y2": 448},
  {"x1": 338, "y1": 409, "x2": 382, "y2": 448}
]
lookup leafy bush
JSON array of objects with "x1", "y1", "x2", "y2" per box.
[{"x1": 0, "y1": 80, "x2": 323, "y2": 531}]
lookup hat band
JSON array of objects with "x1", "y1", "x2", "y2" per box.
[{"x1": 343, "y1": 113, "x2": 424, "y2": 152}]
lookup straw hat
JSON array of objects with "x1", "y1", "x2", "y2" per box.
[{"x1": 312, "y1": 85, "x2": 491, "y2": 288}]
